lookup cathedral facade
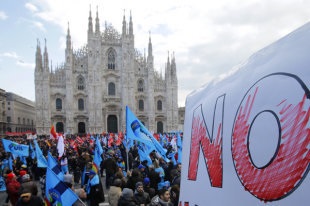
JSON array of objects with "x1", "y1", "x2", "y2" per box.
[{"x1": 34, "y1": 9, "x2": 178, "y2": 135}]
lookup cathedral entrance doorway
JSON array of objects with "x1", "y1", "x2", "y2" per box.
[
  {"x1": 107, "y1": 115, "x2": 118, "y2": 133},
  {"x1": 56, "y1": 122, "x2": 64, "y2": 133},
  {"x1": 78, "y1": 122, "x2": 86, "y2": 134},
  {"x1": 157, "y1": 121, "x2": 163, "y2": 134}
]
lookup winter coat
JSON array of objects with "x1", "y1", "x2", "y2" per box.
[
  {"x1": 134, "y1": 190, "x2": 151, "y2": 205},
  {"x1": 6, "y1": 178, "x2": 21, "y2": 206},
  {"x1": 150, "y1": 195, "x2": 173, "y2": 206},
  {"x1": 108, "y1": 186, "x2": 122, "y2": 206},
  {"x1": 16, "y1": 195, "x2": 44, "y2": 206},
  {"x1": 117, "y1": 196, "x2": 138, "y2": 206}
]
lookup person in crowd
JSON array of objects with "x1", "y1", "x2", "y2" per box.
[
  {"x1": 60, "y1": 155, "x2": 69, "y2": 174},
  {"x1": 150, "y1": 188, "x2": 173, "y2": 206},
  {"x1": 63, "y1": 173, "x2": 74, "y2": 189},
  {"x1": 134, "y1": 181, "x2": 151, "y2": 205},
  {"x1": 169, "y1": 169, "x2": 181, "y2": 186},
  {"x1": 143, "y1": 177, "x2": 156, "y2": 199},
  {"x1": 16, "y1": 188, "x2": 44, "y2": 206},
  {"x1": 126, "y1": 168, "x2": 143, "y2": 191},
  {"x1": 108, "y1": 178, "x2": 122, "y2": 206},
  {"x1": 17, "y1": 164, "x2": 28, "y2": 183},
  {"x1": 138, "y1": 164, "x2": 147, "y2": 178},
  {"x1": 19, "y1": 173, "x2": 38, "y2": 196},
  {"x1": 114, "y1": 170, "x2": 127, "y2": 189},
  {"x1": 148, "y1": 164, "x2": 161, "y2": 193},
  {"x1": 102, "y1": 151, "x2": 118, "y2": 189},
  {"x1": 6, "y1": 172, "x2": 21, "y2": 206},
  {"x1": 170, "y1": 184, "x2": 180, "y2": 206},
  {"x1": 85, "y1": 170, "x2": 105, "y2": 206},
  {"x1": 117, "y1": 188, "x2": 137, "y2": 206},
  {"x1": 73, "y1": 188, "x2": 87, "y2": 206}
]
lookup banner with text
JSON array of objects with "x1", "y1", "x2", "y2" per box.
[{"x1": 179, "y1": 22, "x2": 310, "y2": 205}]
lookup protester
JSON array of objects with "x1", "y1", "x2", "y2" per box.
[
  {"x1": 108, "y1": 178, "x2": 122, "y2": 206},
  {"x1": 85, "y1": 170, "x2": 105, "y2": 206},
  {"x1": 117, "y1": 188, "x2": 137, "y2": 206},
  {"x1": 134, "y1": 181, "x2": 151, "y2": 205},
  {"x1": 16, "y1": 190, "x2": 44, "y2": 206},
  {"x1": 170, "y1": 184, "x2": 180, "y2": 206},
  {"x1": 150, "y1": 188, "x2": 173, "y2": 206},
  {"x1": 6, "y1": 172, "x2": 21, "y2": 206},
  {"x1": 143, "y1": 177, "x2": 156, "y2": 199},
  {"x1": 73, "y1": 188, "x2": 87, "y2": 206},
  {"x1": 126, "y1": 168, "x2": 143, "y2": 191},
  {"x1": 102, "y1": 151, "x2": 118, "y2": 189},
  {"x1": 19, "y1": 173, "x2": 38, "y2": 196}
]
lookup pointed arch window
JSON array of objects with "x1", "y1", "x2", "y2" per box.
[
  {"x1": 107, "y1": 49, "x2": 116, "y2": 70},
  {"x1": 108, "y1": 82, "x2": 116, "y2": 96},
  {"x1": 77, "y1": 76, "x2": 85, "y2": 90},
  {"x1": 138, "y1": 79, "x2": 144, "y2": 92},
  {"x1": 138, "y1": 99, "x2": 144, "y2": 111},
  {"x1": 78, "y1": 98, "x2": 84, "y2": 111},
  {"x1": 56, "y1": 98, "x2": 62, "y2": 110},
  {"x1": 157, "y1": 100, "x2": 162, "y2": 111}
]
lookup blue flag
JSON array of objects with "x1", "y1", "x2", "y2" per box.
[
  {"x1": 48, "y1": 152, "x2": 64, "y2": 181},
  {"x1": 2, "y1": 139, "x2": 29, "y2": 157},
  {"x1": 0, "y1": 176, "x2": 6, "y2": 192},
  {"x1": 29, "y1": 142, "x2": 36, "y2": 159},
  {"x1": 137, "y1": 143, "x2": 152, "y2": 165},
  {"x1": 126, "y1": 106, "x2": 169, "y2": 162},
  {"x1": 93, "y1": 144, "x2": 102, "y2": 169},
  {"x1": 34, "y1": 140, "x2": 47, "y2": 168},
  {"x1": 45, "y1": 166, "x2": 78, "y2": 205},
  {"x1": 177, "y1": 132, "x2": 182, "y2": 163}
]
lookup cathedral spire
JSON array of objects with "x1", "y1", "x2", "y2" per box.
[
  {"x1": 88, "y1": 5, "x2": 93, "y2": 36},
  {"x1": 147, "y1": 31, "x2": 153, "y2": 67},
  {"x1": 171, "y1": 51, "x2": 177, "y2": 78},
  {"x1": 95, "y1": 5, "x2": 100, "y2": 35},
  {"x1": 66, "y1": 22, "x2": 71, "y2": 50},
  {"x1": 35, "y1": 39, "x2": 43, "y2": 72},
  {"x1": 122, "y1": 9, "x2": 127, "y2": 36},
  {"x1": 43, "y1": 38, "x2": 49, "y2": 71},
  {"x1": 129, "y1": 10, "x2": 133, "y2": 36},
  {"x1": 148, "y1": 31, "x2": 153, "y2": 57}
]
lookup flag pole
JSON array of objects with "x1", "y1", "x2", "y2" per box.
[{"x1": 125, "y1": 106, "x2": 129, "y2": 173}]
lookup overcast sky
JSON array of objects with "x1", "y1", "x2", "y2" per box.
[{"x1": 0, "y1": 0, "x2": 310, "y2": 107}]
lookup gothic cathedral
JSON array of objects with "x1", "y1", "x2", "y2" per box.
[{"x1": 34, "y1": 9, "x2": 178, "y2": 135}]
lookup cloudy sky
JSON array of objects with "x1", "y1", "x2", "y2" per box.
[{"x1": 0, "y1": 0, "x2": 310, "y2": 107}]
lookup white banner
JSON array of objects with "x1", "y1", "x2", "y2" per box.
[{"x1": 179, "y1": 23, "x2": 310, "y2": 205}]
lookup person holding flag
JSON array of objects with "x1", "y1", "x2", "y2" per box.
[{"x1": 85, "y1": 170, "x2": 105, "y2": 206}]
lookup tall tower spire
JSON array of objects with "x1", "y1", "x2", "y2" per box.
[
  {"x1": 171, "y1": 51, "x2": 177, "y2": 78},
  {"x1": 148, "y1": 31, "x2": 153, "y2": 57},
  {"x1": 122, "y1": 9, "x2": 127, "y2": 36},
  {"x1": 43, "y1": 38, "x2": 49, "y2": 71},
  {"x1": 95, "y1": 6, "x2": 100, "y2": 35},
  {"x1": 35, "y1": 39, "x2": 43, "y2": 72},
  {"x1": 147, "y1": 31, "x2": 154, "y2": 68},
  {"x1": 129, "y1": 10, "x2": 133, "y2": 36},
  {"x1": 66, "y1": 22, "x2": 71, "y2": 50},
  {"x1": 88, "y1": 5, "x2": 93, "y2": 36}
]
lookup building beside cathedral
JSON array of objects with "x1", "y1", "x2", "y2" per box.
[{"x1": 34, "y1": 9, "x2": 178, "y2": 135}]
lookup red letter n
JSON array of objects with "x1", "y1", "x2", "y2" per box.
[{"x1": 188, "y1": 95, "x2": 224, "y2": 187}]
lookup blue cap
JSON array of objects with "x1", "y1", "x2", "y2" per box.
[
  {"x1": 143, "y1": 177, "x2": 150, "y2": 185},
  {"x1": 138, "y1": 164, "x2": 145, "y2": 170}
]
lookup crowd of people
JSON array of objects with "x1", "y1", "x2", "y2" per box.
[{"x1": 0, "y1": 133, "x2": 182, "y2": 206}]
